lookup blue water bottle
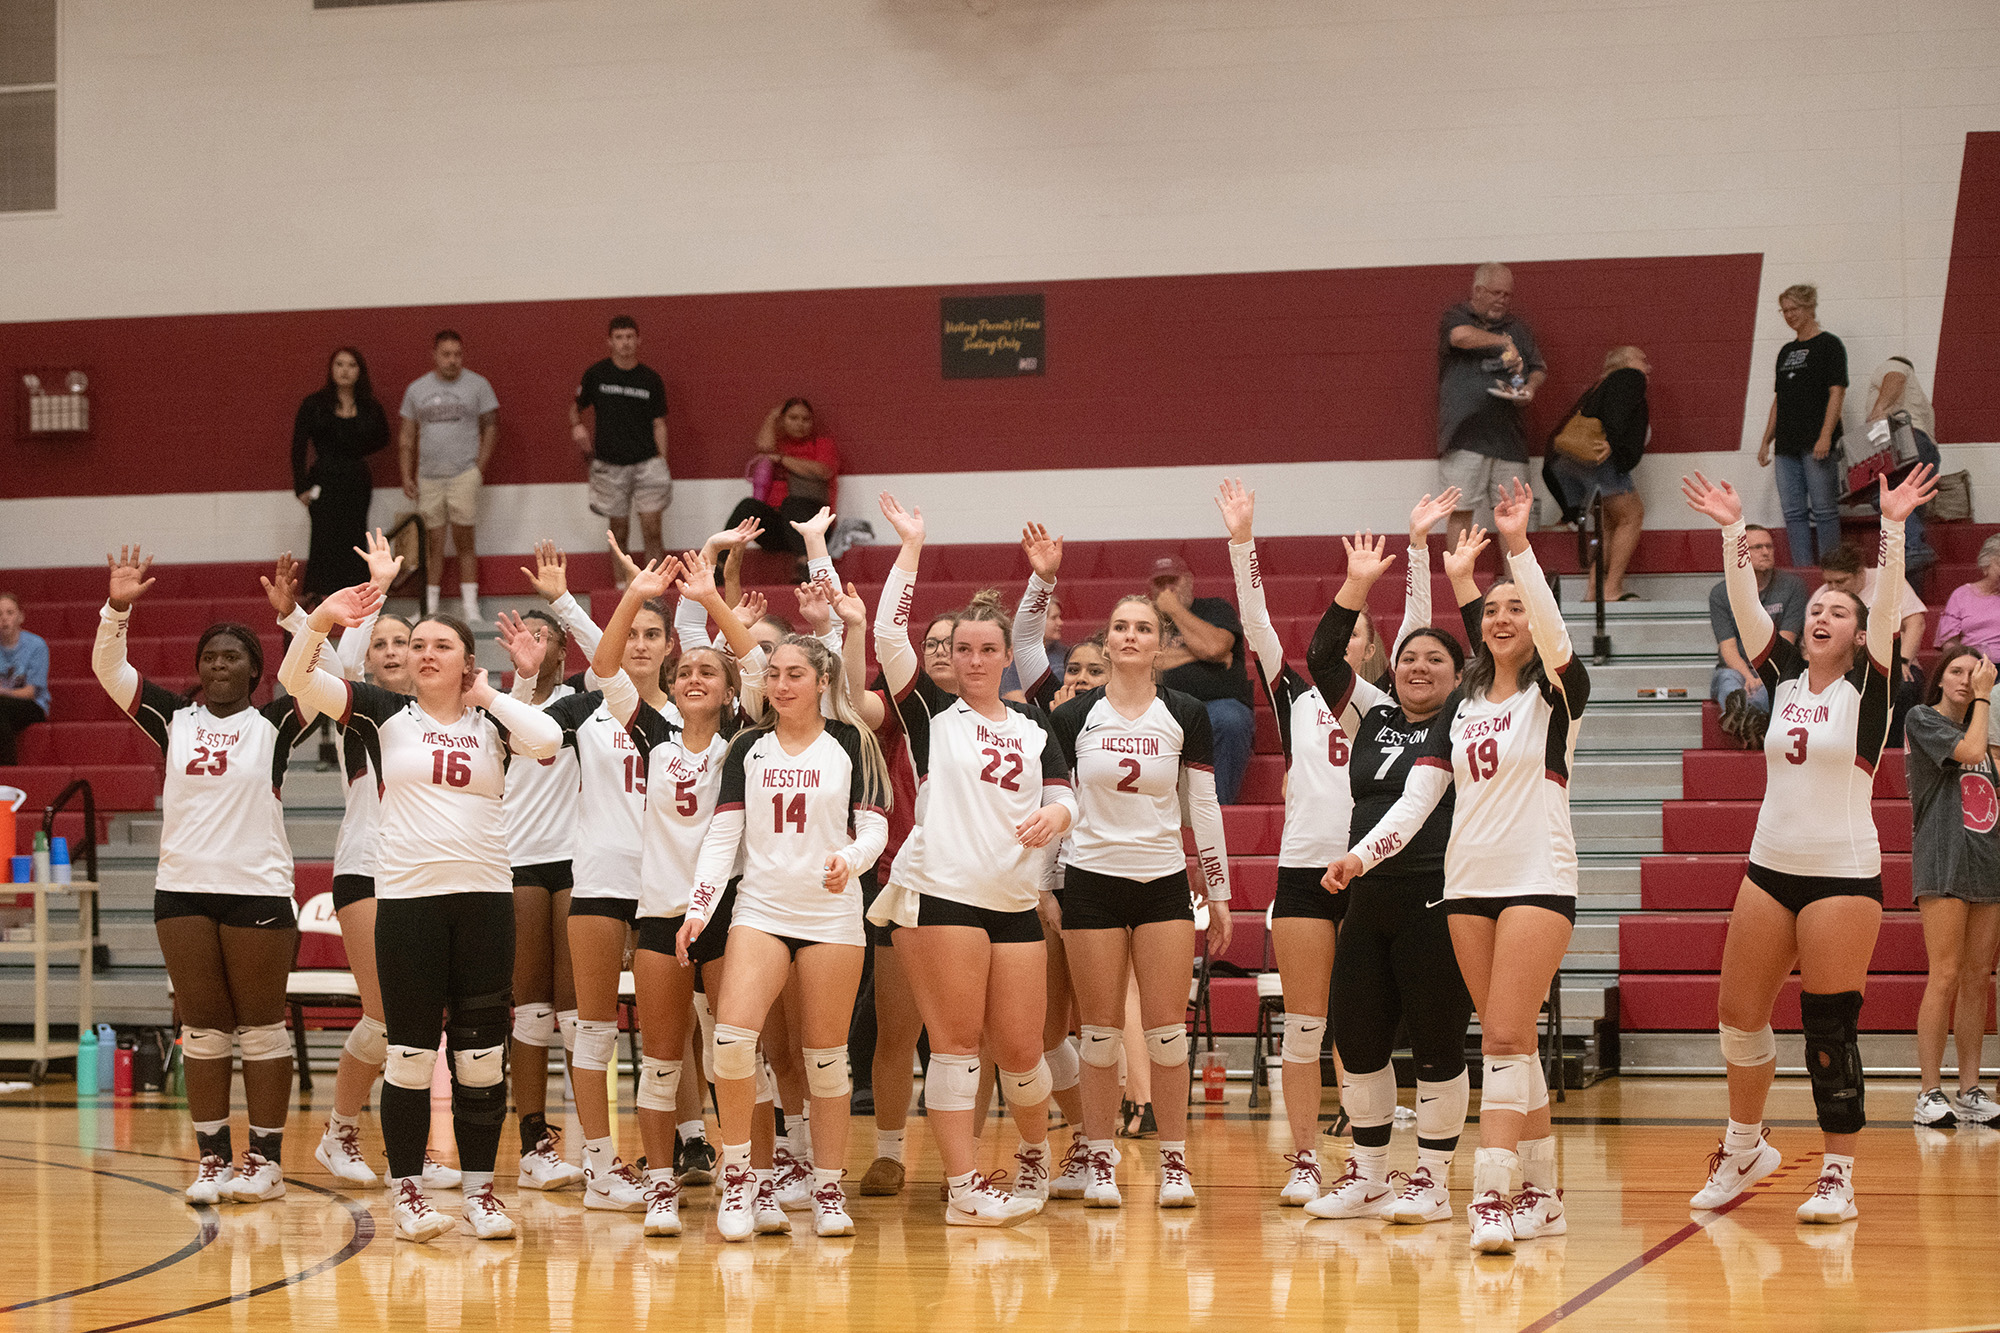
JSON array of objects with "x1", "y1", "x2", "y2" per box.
[
  {"x1": 77, "y1": 1025, "x2": 99, "y2": 1095},
  {"x1": 96, "y1": 1023, "x2": 116, "y2": 1091}
]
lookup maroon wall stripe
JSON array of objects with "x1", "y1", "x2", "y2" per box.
[{"x1": 1937, "y1": 131, "x2": 2000, "y2": 444}]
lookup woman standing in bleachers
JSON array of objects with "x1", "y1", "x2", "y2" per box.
[
  {"x1": 1681, "y1": 464, "x2": 1936, "y2": 1225},
  {"x1": 93, "y1": 546, "x2": 308, "y2": 1205},
  {"x1": 292, "y1": 347, "x2": 390, "y2": 600}
]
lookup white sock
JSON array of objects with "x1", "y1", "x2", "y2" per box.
[
  {"x1": 461, "y1": 582, "x2": 479, "y2": 615},
  {"x1": 460, "y1": 1170, "x2": 494, "y2": 1193},
  {"x1": 679, "y1": 1119, "x2": 707, "y2": 1143},
  {"x1": 583, "y1": 1135, "x2": 615, "y2": 1175},
  {"x1": 327, "y1": 1110, "x2": 359, "y2": 1132},
  {"x1": 947, "y1": 1170, "x2": 977, "y2": 1201},
  {"x1": 812, "y1": 1166, "x2": 842, "y2": 1192},
  {"x1": 646, "y1": 1165, "x2": 674, "y2": 1186},
  {"x1": 876, "y1": 1128, "x2": 905, "y2": 1163},
  {"x1": 1088, "y1": 1137, "x2": 1114, "y2": 1159},
  {"x1": 1290, "y1": 1147, "x2": 1317, "y2": 1168},
  {"x1": 387, "y1": 1174, "x2": 420, "y2": 1195},
  {"x1": 1158, "y1": 1138, "x2": 1187, "y2": 1160},
  {"x1": 1723, "y1": 1119, "x2": 1763, "y2": 1154},
  {"x1": 1822, "y1": 1153, "x2": 1855, "y2": 1178},
  {"x1": 425, "y1": 585, "x2": 440, "y2": 614},
  {"x1": 721, "y1": 1141, "x2": 751, "y2": 1170},
  {"x1": 1416, "y1": 1146, "x2": 1453, "y2": 1180},
  {"x1": 192, "y1": 1117, "x2": 228, "y2": 1135},
  {"x1": 1018, "y1": 1137, "x2": 1047, "y2": 1160},
  {"x1": 1519, "y1": 1136, "x2": 1557, "y2": 1191},
  {"x1": 1349, "y1": 1144, "x2": 1388, "y2": 1182}
]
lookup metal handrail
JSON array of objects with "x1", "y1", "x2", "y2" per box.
[
  {"x1": 383, "y1": 511, "x2": 428, "y2": 595},
  {"x1": 1574, "y1": 491, "x2": 1612, "y2": 664},
  {"x1": 39, "y1": 778, "x2": 104, "y2": 972}
]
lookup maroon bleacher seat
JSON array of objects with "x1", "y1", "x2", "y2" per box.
[
  {"x1": 1681, "y1": 747, "x2": 1908, "y2": 800},
  {"x1": 1662, "y1": 799, "x2": 1911, "y2": 854},
  {"x1": 1640, "y1": 854, "x2": 1915, "y2": 912},
  {"x1": 1618, "y1": 974, "x2": 1974, "y2": 1032},
  {"x1": 1620, "y1": 911, "x2": 1928, "y2": 973}
]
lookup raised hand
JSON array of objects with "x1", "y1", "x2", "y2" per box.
[
  {"x1": 106, "y1": 545, "x2": 157, "y2": 610},
  {"x1": 355, "y1": 527, "x2": 403, "y2": 590},
  {"x1": 627, "y1": 554, "x2": 684, "y2": 603},
  {"x1": 793, "y1": 581, "x2": 831, "y2": 634},
  {"x1": 678, "y1": 548, "x2": 721, "y2": 605},
  {"x1": 1214, "y1": 478, "x2": 1255, "y2": 543},
  {"x1": 879, "y1": 492, "x2": 924, "y2": 545},
  {"x1": 734, "y1": 589, "x2": 768, "y2": 626},
  {"x1": 1051, "y1": 678, "x2": 1082, "y2": 707},
  {"x1": 605, "y1": 529, "x2": 641, "y2": 587},
  {"x1": 790, "y1": 505, "x2": 836, "y2": 542},
  {"x1": 521, "y1": 539, "x2": 569, "y2": 602},
  {"x1": 261, "y1": 552, "x2": 301, "y2": 619},
  {"x1": 706, "y1": 518, "x2": 763, "y2": 551},
  {"x1": 493, "y1": 610, "x2": 549, "y2": 679},
  {"x1": 1972, "y1": 653, "x2": 1998, "y2": 701},
  {"x1": 1022, "y1": 521, "x2": 1064, "y2": 581},
  {"x1": 830, "y1": 580, "x2": 868, "y2": 629},
  {"x1": 1491, "y1": 478, "x2": 1535, "y2": 547},
  {"x1": 1881, "y1": 462, "x2": 1940, "y2": 524},
  {"x1": 1679, "y1": 471, "x2": 1744, "y2": 527},
  {"x1": 1442, "y1": 523, "x2": 1491, "y2": 583},
  {"x1": 1409, "y1": 488, "x2": 1461, "y2": 542},
  {"x1": 312, "y1": 581, "x2": 384, "y2": 630},
  {"x1": 1340, "y1": 531, "x2": 1396, "y2": 586}
]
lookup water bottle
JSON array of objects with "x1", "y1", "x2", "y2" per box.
[
  {"x1": 31, "y1": 829, "x2": 50, "y2": 884},
  {"x1": 77, "y1": 1025, "x2": 99, "y2": 1095},
  {"x1": 1199, "y1": 1050, "x2": 1227, "y2": 1103},
  {"x1": 114, "y1": 1039, "x2": 134, "y2": 1096},
  {"x1": 96, "y1": 1023, "x2": 116, "y2": 1091}
]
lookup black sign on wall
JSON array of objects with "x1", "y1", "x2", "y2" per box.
[{"x1": 941, "y1": 295, "x2": 1045, "y2": 379}]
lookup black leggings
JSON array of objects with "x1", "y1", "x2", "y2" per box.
[
  {"x1": 1331, "y1": 874, "x2": 1474, "y2": 1083},
  {"x1": 375, "y1": 892, "x2": 516, "y2": 1179},
  {"x1": 725, "y1": 496, "x2": 826, "y2": 557}
]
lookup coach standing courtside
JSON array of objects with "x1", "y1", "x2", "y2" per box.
[
  {"x1": 572, "y1": 315, "x2": 672, "y2": 574},
  {"x1": 400, "y1": 330, "x2": 499, "y2": 624}
]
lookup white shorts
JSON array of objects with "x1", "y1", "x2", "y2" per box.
[
  {"x1": 590, "y1": 456, "x2": 674, "y2": 519},
  {"x1": 416, "y1": 466, "x2": 481, "y2": 528},
  {"x1": 1438, "y1": 451, "x2": 1527, "y2": 528}
]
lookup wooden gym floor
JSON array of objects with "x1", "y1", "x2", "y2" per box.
[{"x1": 2, "y1": 1076, "x2": 1997, "y2": 1332}]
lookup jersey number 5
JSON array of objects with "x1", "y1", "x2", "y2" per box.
[
  {"x1": 980, "y1": 747, "x2": 1024, "y2": 792},
  {"x1": 430, "y1": 749, "x2": 473, "y2": 788},
  {"x1": 772, "y1": 793, "x2": 807, "y2": 833},
  {"x1": 185, "y1": 746, "x2": 228, "y2": 777},
  {"x1": 675, "y1": 779, "x2": 698, "y2": 817}
]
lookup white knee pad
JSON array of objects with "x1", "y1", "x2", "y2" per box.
[
  {"x1": 925, "y1": 1052, "x2": 982, "y2": 1112},
  {"x1": 1044, "y1": 1037, "x2": 1081, "y2": 1092},
  {"x1": 571, "y1": 1018, "x2": 620, "y2": 1073},
  {"x1": 385, "y1": 1043, "x2": 439, "y2": 1091},
  {"x1": 1719, "y1": 1022, "x2": 1777, "y2": 1068},
  {"x1": 711, "y1": 1023, "x2": 760, "y2": 1082},
  {"x1": 1078, "y1": 1025, "x2": 1124, "y2": 1069},
  {"x1": 1281, "y1": 1012, "x2": 1327, "y2": 1065},
  {"x1": 557, "y1": 1008, "x2": 580, "y2": 1053},
  {"x1": 454, "y1": 1045, "x2": 506, "y2": 1088},
  {"x1": 802, "y1": 1046, "x2": 852, "y2": 1099},
  {"x1": 638, "y1": 1057, "x2": 683, "y2": 1112},
  {"x1": 1143, "y1": 1024, "x2": 1190, "y2": 1069},
  {"x1": 343, "y1": 1015, "x2": 388, "y2": 1065},
  {"x1": 511, "y1": 1002, "x2": 555, "y2": 1049},
  {"x1": 237, "y1": 1021, "x2": 290, "y2": 1062},
  {"x1": 1415, "y1": 1071, "x2": 1471, "y2": 1143},
  {"x1": 755, "y1": 1054, "x2": 776, "y2": 1105},
  {"x1": 1342, "y1": 1064, "x2": 1398, "y2": 1130},
  {"x1": 1526, "y1": 1049, "x2": 1550, "y2": 1114},
  {"x1": 1000, "y1": 1059, "x2": 1053, "y2": 1108},
  {"x1": 1480, "y1": 1054, "x2": 1535, "y2": 1117},
  {"x1": 180, "y1": 1026, "x2": 233, "y2": 1061}
]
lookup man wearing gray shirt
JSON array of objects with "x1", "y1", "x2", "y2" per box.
[
  {"x1": 1710, "y1": 523, "x2": 1808, "y2": 747},
  {"x1": 399, "y1": 329, "x2": 499, "y2": 621},
  {"x1": 1438, "y1": 263, "x2": 1546, "y2": 545}
]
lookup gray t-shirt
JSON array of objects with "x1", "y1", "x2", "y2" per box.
[
  {"x1": 1436, "y1": 302, "x2": 1546, "y2": 461},
  {"x1": 400, "y1": 369, "x2": 499, "y2": 478},
  {"x1": 1905, "y1": 705, "x2": 2000, "y2": 902},
  {"x1": 1709, "y1": 569, "x2": 1808, "y2": 666}
]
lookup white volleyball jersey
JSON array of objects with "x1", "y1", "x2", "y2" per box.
[
  {"x1": 333, "y1": 732, "x2": 381, "y2": 880},
  {"x1": 543, "y1": 692, "x2": 648, "y2": 900},
  {"x1": 886, "y1": 698, "x2": 1072, "y2": 914},
  {"x1": 1749, "y1": 638, "x2": 1893, "y2": 878},
  {"x1": 628, "y1": 704, "x2": 731, "y2": 920},
  {"x1": 1439, "y1": 662, "x2": 1590, "y2": 899},
  {"x1": 504, "y1": 679, "x2": 583, "y2": 868},
  {"x1": 1268, "y1": 663, "x2": 1369, "y2": 868},
  {"x1": 128, "y1": 683, "x2": 304, "y2": 897},
  {"x1": 338, "y1": 681, "x2": 519, "y2": 899}
]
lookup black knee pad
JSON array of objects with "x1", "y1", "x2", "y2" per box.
[
  {"x1": 1800, "y1": 990, "x2": 1866, "y2": 1135},
  {"x1": 452, "y1": 1078, "x2": 510, "y2": 1128},
  {"x1": 447, "y1": 988, "x2": 513, "y2": 1053}
]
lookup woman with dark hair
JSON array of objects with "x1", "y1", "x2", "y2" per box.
[
  {"x1": 92, "y1": 547, "x2": 309, "y2": 1205},
  {"x1": 1903, "y1": 641, "x2": 2000, "y2": 1128},
  {"x1": 293, "y1": 347, "x2": 390, "y2": 598},
  {"x1": 725, "y1": 399, "x2": 841, "y2": 561}
]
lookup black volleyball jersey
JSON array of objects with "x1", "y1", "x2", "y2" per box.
[{"x1": 1346, "y1": 703, "x2": 1458, "y2": 880}]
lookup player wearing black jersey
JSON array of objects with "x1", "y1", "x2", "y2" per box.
[
  {"x1": 1682, "y1": 466, "x2": 1936, "y2": 1224},
  {"x1": 94, "y1": 547, "x2": 310, "y2": 1206}
]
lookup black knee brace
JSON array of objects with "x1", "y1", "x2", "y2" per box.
[
  {"x1": 447, "y1": 988, "x2": 513, "y2": 1054},
  {"x1": 452, "y1": 1077, "x2": 511, "y2": 1128},
  {"x1": 1799, "y1": 990, "x2": 1866, "y2": 1135}
]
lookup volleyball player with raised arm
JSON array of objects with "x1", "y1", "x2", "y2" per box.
[
  {"x1": 281, "y1": 584, "x2": 561, "y2": 1242},
  {"x1": 1048, "y1": 591, "x2": 1232, "y2": 1209},
  {"x1": 1681, "y1": 464, "x2": 1937, "y2": 1224},
  {"x1": 1218, "y1": 479, "x2": 1458, "y2": 1205},
  {"x1": 1329, "y1": 479, "x2": 1589, "y2": 1254},
  {"x1": 1305, "y1": 525, "x2": 1486, "y2": 1224},
  {"x1": 94, "y1": 547, "x2": 309, "y2": 1205},
  {"x1": 677, "y1": 629, "x2": 891, "y2": 1240}
]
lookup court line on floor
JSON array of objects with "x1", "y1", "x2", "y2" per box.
[
  {"x1": 1515, "y1": 1150, "x2": 1819, "y2": 1333},
  {"x1": 0, "y1": 1152, "x2": 220, "y2": 1314},
  {"x1": 0, "y1": 1138, "x2": 376, "y2": 1332}
]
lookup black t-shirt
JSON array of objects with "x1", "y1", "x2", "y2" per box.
[
  {"x1": 1159, "y1": 596, "x2": 1252, "y2": 705},
  {"x1": 576, "y1": 359, "x2": 668, "y2": 466},
  {"x1": 1772, "y1": 331, "x2": 1847, "y2": 457}
]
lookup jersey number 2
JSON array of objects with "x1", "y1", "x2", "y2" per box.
[
  {"x1": 980, "y1": 747, "x2": 1024, "y2": 792},
  {"x1": 1785, "y1": 728, "x2": 1809, "y2": 766},
  {"x1": 1114, "y1": 758, "x2": 1142, "y2": 793},
  {"x1": 772, "y1": 793, "x2": 807, "y2": 833},
  {"x1": 184, "y1": 746, "x2": 228, "y2": 777}
]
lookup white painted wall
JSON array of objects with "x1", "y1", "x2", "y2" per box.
[{"x1": 4, "y1": 0, "x2": 1999, "y2": 561}]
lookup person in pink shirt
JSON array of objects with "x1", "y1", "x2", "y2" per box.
[{"x1": 1938, "y1": 536, "x2": 2000, "y2": 659}]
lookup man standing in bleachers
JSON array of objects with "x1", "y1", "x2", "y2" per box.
[
  {"x1": 1438, "y1": 263, "x2": 1546, "y2": 548},
  {"x1": 1711, "y1": 524, "x2": 1806, "y2": 749},
  {"x1": 0, "y1": 593, "x2": 50, "y2": 766}
]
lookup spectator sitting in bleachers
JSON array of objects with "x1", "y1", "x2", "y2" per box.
[
  {"x1": 1711, "y1": 524, "x2": 1806, "y2": 748},
  {"x1": 726, "y1": 398, "x2": 840, "y2": 573},
  {"x1": 0, "y1": 592, "x2": 50, "y2": 766},
  {"x1": 1002, "y1": 594, "x2": 1065, "y2": 703},
  {"x1": 1936, "y1": 535, "x2": 2000, "y2": 660},
  {"x1": 1820, "y1": 541, "x2": 1928, "y2": 746},
  {"x1": 1148, "y1": 554, "x2": 1254, "y2": 804}
]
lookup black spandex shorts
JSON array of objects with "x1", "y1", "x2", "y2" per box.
[
  {"x1": 635, "y1": 914, "x2": 687, "y2": 956},
  {"x1": 569, "y1": 894, "x2": 639, "y2": 923},
  {"x1": 689, "y1": 880, "x2": 740, "y2": 966},
  {"x1": 331, "y1": 874, "x2": 375, "y2": 912},
  {"x1": 1747, "y1": 863, "x2": 1884, "y2": 914},
  {"x1": 1443, "y1": 894, "x2": 1578, "y2": 924},
  {"x1": 1272, "y1": 863, "x2": 1348, "y2": 923},
  {"x1": 902, "y1": 892, "x2": 1045, "y2": 944},
  {"x1": 512, "y1": 861, "x2": 575, "y2": 893},
  {"x1": 1059, "y1": 865, "x2": 1195, "y2": 931},
  {"x1": 154, "y1": 890, "x2": 297, "y2": 930},
  {"x1": 859, "y1": 868, "x2": 893, "y2": 948}
]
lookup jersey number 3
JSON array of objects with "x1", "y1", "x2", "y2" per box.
[{"x1": 1785, "y1": 727, "x2": 1809, "y2": 766}]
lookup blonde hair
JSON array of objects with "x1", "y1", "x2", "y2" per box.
[
  {"x1": 1353, "y1": 613, "x2": 1389, "y2": 683},
  {"x1": 1603, "y1": 345, "x2": 1644, "y2": 373},
  {"x1": 1779, "y1": 283, "x2": 1818, "y2": 309},
  {"x1": 953, "y1": 587, "x2": 1013, "y2": 652},
  {"x1": 752, "y1": 635, "x2": 891, "y2": 811}
]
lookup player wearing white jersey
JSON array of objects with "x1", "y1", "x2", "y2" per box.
[
  {"x1": 867, "y1": 588, "x2": 1076, "y2": 1226},
  {"x1": 1048, "y1": 593, "x2": 1233, "y2": 1210},
  {"x1": 678, "y1": 633, "x2": 891, "y2": 1240},
  {"x1": 93, "y1": 547, "x2": 308, "y2": 1206},
  {"x1": 1219, "y1": 480, "x2": 1457, "y2": 1204},
  {"x1": 282, "y1": 584, "x2": 561, "y2": 1244},
  {"x1": 1681, "y1": 465, "x2": 1937, "y2": 1226},
  {"x1": 1331, "y1": 480, "x2": 1590, "y2": 1254}
]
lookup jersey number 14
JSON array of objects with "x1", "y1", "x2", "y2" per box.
[{"x1": 772, "y1": 793, "x2": 807, "y2": 833}]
